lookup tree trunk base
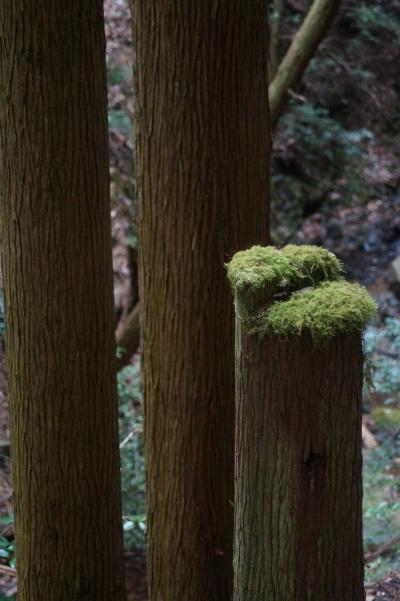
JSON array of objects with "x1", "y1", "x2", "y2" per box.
[{"x1": 234, "y1": 330, "x2": 365, "y2": 601}]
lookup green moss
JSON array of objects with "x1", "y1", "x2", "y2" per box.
[
  {"x1": 259, "y1": 281, "x2": 377, "y2": 342},
  {"x1": 282, "y1": 244, "x2": 343, "y2": 283},
  {"x1": 228, "y1": 246, "x2": 287, "y2": 294},
  {"x1": 227, "y1": 245, "x2": 377, "y2": 342},
  {"x1": 371, "y1": 407, "x2": 400, "y2": 434},
  {"x1": 227, "y1": 244, "x2": 343, "y2": 315}
]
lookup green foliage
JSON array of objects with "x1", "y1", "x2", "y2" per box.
[
  {"x1": 125, "y1": 227, "x2": 138, "y2": 250},
  {"x1": 363, "y1": 317, "x2": 400, "y2": 582},
  {"x1": 106, "y1": 64, "x2": 132, "y2": 135},
  {"x1": 289, "y1": 12, "x2": 302, "y2": 25},
  {"x1": 0, "y1": 515, "x2": 16, "y2": 598},
  {"x1": 118, "y1": 364, "x2": 146, "y2": 549},
  {"x1": 0, "y1": 515, "x2": 14, "y2": 572},
  {"x1": 364, "y1": 441, "x2": 400, "y2": 582},
  {"x1": 347, "y1": 2, "x2": 400, "y2": 45},
  {"x1": 272, "y1": 102, "x2": 372, "y2": 241},
  {"x1": 364, "y1": 318, "x2": 400, "y2": 398},
  {"x1": 107, "y1": 64, "x2": 132, "y2": 86},
  {"x1": 268, "y1": 1, "x2": 280, "y2": 23},
  {"x1": 108, "y1": 109, "x2": 132, "y2": 136},
  {"x1": 279, "y1": 102, "x2": 371, "y2": 168},
  {"x1": 372, "y1": 407, "x2": 400, "y2": 434},
  {"x1": 350, "y1": 67, "x2": 376, "y2": 82},
  {"x1": 307, "y1": 56, "x2": 376, "y2": 85},
  {"x1": 260, "y1": 281, "x2": 377, "y2": 342},
  {"x1": 0, "y1": 535, "x2": 14, "y2": 567}
]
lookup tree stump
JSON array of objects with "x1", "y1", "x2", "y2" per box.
[{"x1": 228, "y1": 245, "x2": 376, "y2": 601}]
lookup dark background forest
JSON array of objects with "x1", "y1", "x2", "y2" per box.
[{"x1": 1, "y1": 0, "x2": 400, "y2": 599}]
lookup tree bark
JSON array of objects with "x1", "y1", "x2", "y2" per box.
[
  {"x1": 269, "y1": 0, "x2": 342, "y2": 126},
  {"x1": 132, "y1": 2, "x2": 271, "y2": 599},
  {"x1": 269, "y1": 0, "x2": 285, "y2": 80},
  {"x1": 0, "y1": 3, "x2": 126, "y2": 600},
  {"x1": 116, "y1": 303, "x2": 140, "y2": 371},
  {"x1": 234, "y1": 329, "x2": 364, "y2": 601}
]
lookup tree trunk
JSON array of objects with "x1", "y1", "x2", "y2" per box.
[
  {"x1": 269, "y1": 0, "x2": 342, "y2": 126},
  {"x1": 116, "y1": 303, "x2": 140, "y2": 371},
  {"x1": 234, "y1": 329, "x2": 365, "y2": 601},
  {"x1": 269, "y1": 0, "x2": 285, "y2": 80},
  {"x1": 0, "y1": 3, "x2": 126, "y2": 600},
  {"x1": 132, "y1": 2, "x2": 271, "y2": 599}
]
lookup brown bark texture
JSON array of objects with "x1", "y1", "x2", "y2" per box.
[
  {"x1": 0, "y1": 3, "x2": 126, "y2": 600},
  {"x1": 234, "y1": 328, "x2": 364, "y2": 601},
  {"x1": 132, "y1": 2, "x2": 271, "y2": 599},
  {"x1": 116, "y1": 302, "x2": 141, "y2": 372},
  {"x1": 269, "y1": 0, "x2": 285, "y2": 80},
  {"x1": 269, "y1": 0, "x2": 342, "y2": 126}
]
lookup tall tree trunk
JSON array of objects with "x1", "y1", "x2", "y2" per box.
[
  {"x1": 116, "y1": 302, "x2": 140, "y2": 371},
  {"x1": 234, "y1": 331, "x2": 365, "y2": 600},
  {"x1": 132, "y1": 2, "x2": 271, "y2": 599},
  {"x1": 0, "y1": 3, "x2": 126, "y2": 600},
  {"x1": 269, "y1": 0, "x2": 285, "y2": 80},
  {"x1": 269, "y1": 0, "x2": 342, "y2": 125}
]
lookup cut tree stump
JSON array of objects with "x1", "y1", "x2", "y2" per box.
[{"x1": 228, "y1": 245, "x2": 376, "y2": 601}]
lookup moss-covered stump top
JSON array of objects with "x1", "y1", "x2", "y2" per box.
[
  {"x1": 227, "y1": 245, "x2": 343, "y2": 314},
  {"x1": 260, "y1": 281, "x2": 376, "y2": 342},
  {"x1": 227, "y1": 245, "x2": 377, "y2": 343}
]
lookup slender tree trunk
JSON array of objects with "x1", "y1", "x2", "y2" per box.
[
  {"x1": 269, "y1": 0, "x2": 285, "y2": 80},
  {"x1": 234, "y1": 329, "x2": 365, "y2": 601},
  {"x1": 0, "y1": 3, "x2": 126, "y2": 600},
  {"x1": 132, "y1": 2, "x2": 271, "y2": 599},
  {"x1": 269, "y1": 0, "x2": 342, "y2": 125},
  {"x1": 116, "y1": 302, "x2": 140, "y2": 371}
]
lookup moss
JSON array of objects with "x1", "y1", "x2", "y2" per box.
[
  {"x1": 227, "y1": 245, "x2": 377, "y2": 342},
  {"x1": 282, "y1": 244, "x2": 343, "y2": 283},
  {"x1": 259, "y1": 281, "x2": 377, "y2": 342},
  {"x1": 371, "y1": 407, "x2": 400, "y2": 434},
  {"x1": 227, "y1": 244, "x2": 343, "y2": 315}
]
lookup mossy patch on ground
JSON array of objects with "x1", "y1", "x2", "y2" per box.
[
  {"x1": 371, "y1": 407, "x2": 400, "y2": 434},
  {"x1": 227, "y1": 245, "x2": 377, "y2": 342}
]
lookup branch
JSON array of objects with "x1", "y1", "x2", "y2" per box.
[{"x1": 269, "y1": 0, "x2": 342, "y2": 126}]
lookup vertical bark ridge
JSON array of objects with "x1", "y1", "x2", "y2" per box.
[
  {"x1": 0, "y1": 3, "x2": 126, "y2": 600},
  {"x1": 132, "y1": 2, "x2": 271, "y2": 599},
  {"x1": 234, "y1": 330, "x2": 364, "y2": 601}
]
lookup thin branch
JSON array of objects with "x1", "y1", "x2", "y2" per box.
[{"x1": 269, "y1": 0, "x2": 342, "y2": 126}]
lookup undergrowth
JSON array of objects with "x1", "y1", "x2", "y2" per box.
[
  {"x1": 117, "y1": 362, "x2": 146, "y2": 549},
  {"x1": 363, "y1": 317, "x2": 400, "y2": 582}
]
